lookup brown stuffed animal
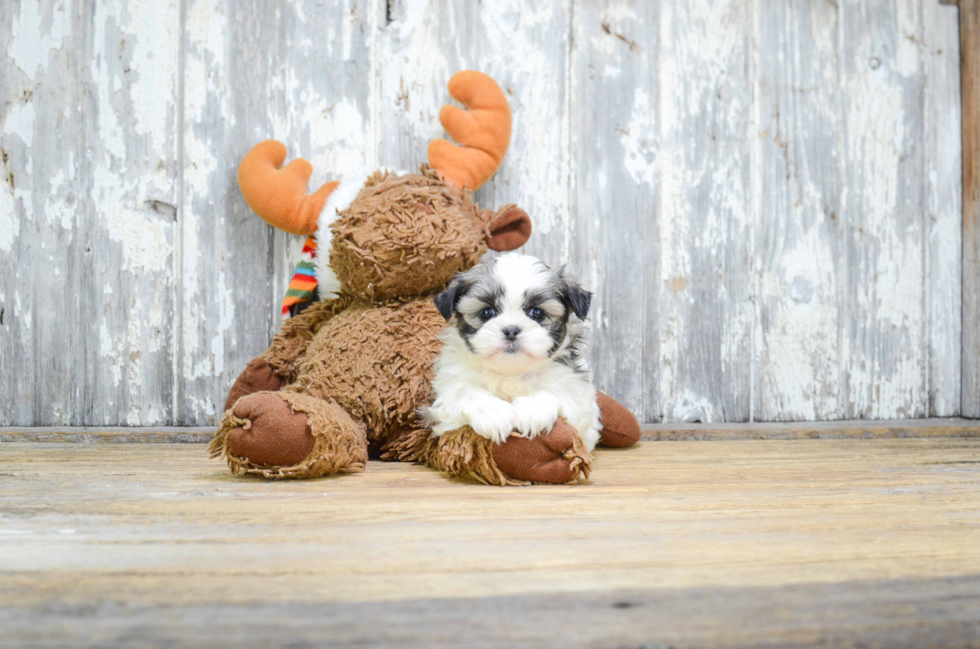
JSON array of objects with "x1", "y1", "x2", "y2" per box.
[{"x1": 209, "y1": 71, "x2": 640, "y2": 484}]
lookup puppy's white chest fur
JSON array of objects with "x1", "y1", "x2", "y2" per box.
[{"x1": 425, "y1": 331, "x2": 602, "y2": 450}]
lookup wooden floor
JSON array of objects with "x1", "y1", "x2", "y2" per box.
[{"x1": 1, "y1": 439, "x2": 979, "y2": 647}]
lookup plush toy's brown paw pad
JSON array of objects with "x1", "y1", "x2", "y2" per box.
[
  {"x1": 226, "y1": 393, "x2": 314, "y2": 467},
  {"x1": 492, "y1": 419, "x2": 590, "y2": 484},
  {"x1": 596, "y1": 391, "x2": 642, "y2": 448},
  {"x1": 224, "y1": 358, "x2": 286, "y2": 412}
]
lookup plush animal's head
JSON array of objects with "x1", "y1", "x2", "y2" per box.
[{"x1": 237, "y1": 71, "x2": 532, "y2": 301}]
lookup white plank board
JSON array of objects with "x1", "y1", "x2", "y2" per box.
[
  {"x1": 656, "y1": 0, "x2": 754, "y2": 422},
  {"x1": 1, "y1": 0, "x2": 179, "y2": 426},
  {"x1": 569, "y1": 0, "x2": 661, "y2": 422},
  {"x1": 753, "y1": 0, "x2": 843, "y2": 421},
  {"x1": 922, "y1": 0, "x2": 962, "y2": 417},
  {"x1": 840, "y1": 0, "x2": 928, "y2": 419}
]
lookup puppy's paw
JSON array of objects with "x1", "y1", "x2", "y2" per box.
[
  {"x1": 463, "y1": 397, "x2": 517, "y2": 444},
  {"x1": 512, "y1": 393, "x2": 561, "y2": 439}
]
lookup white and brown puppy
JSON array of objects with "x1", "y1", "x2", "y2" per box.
[{"x1": 424, "y1": 253, "x2": 602, "y2": 450}]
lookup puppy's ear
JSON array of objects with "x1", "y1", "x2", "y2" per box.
[
  {"x1": 560, "y1": 270, "x2": 591, "y2": 320},
  {"x1": 435, "y1": 275, "x2": 465, "y2": 321},
  {"x1": 566, "y1": 284, "x2": 592, "y2": 320}
]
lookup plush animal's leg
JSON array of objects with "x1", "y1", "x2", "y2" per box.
[
  {"x1": 391, "y1": 418, "x2": 591, "y2": 486},
  {"x1": 209, "y1": 390, "x2": 367, "y2": 479},
  {"x1": 596, "y1": 391, "x2": 642, "y2": 448},
  {"x1": 224, "y1": 358, "x2": 286, "y2": 413}
]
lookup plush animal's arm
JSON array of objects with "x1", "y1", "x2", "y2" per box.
[
  {"x1": 261, "y1": 295, "x2": 353, "y2": 383},
  {"x1": 224, "y1": 295, "x2": 353, "y2": 413}
]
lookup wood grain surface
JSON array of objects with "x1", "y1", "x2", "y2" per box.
[
  {"x1": 1, "y1": 439, "x2": 979, "y2": 646},
  {"x1": 2, "y1": 417, "x2": 979, "y2": 443}
]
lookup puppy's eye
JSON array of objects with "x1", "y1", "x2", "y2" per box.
[
  {"x1": 479, "y1": 307, "x2": 496, "y2": 322},
  {"x1": 526, "y1": 307, "x2": 544, "y2": 321}
]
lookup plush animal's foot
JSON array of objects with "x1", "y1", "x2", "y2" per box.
[
  {"x1": 596, "y1": 391, "x2": 641, "y2": 448},
  {"x1": 225, "y1": 392, "x2": 314, "y2": 467},
  {"x1": 209, "y1": 391, "x2": 368, "y2": 479},
  {"x1": 493, "y1": 418, "x2": 591, "y2": 483},
  {"x1": 224, "y1": 358, "x2": 286, "y2": 412}
]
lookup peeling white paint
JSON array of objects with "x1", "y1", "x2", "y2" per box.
[
  {"x1": 127, "y1": 0, "x2": 179, "y2": 158},
  {"x1": 0, "y1": 178, "x2": 17, "y2": 254},
  {"x1": 621, "y1": 87, "x2": 657, "y2": 187},
  {"x1": 7, "y1": 0, "x2": 73, "y2": 79},
  {"x1": 658, "y1": 0, "x2": 752, "y2": 421},
  {"x1": 843, "y1": 14, "x2": 927, "y2": 419},
  {"x1": 46, "y1": 166, "x2": 75, "y2": 231},
  {"x1": 307, "y1": 98, "x2": 369, "y2": 183},
  {"x1": 3, "y1": 99, "x2": 36, "y2": 151},
  {"x1": 101, "y1": 206, "x2": 171, "y2": 273},
  {"x1": 100, "y1": 321, "x2": 123, "y2": 388},
  {"x1": 1, "y1": 99, "x2": 36, "y2": 255},
  {"x1": 184, "y1": 0, "x2": 228, "y2": 124}
]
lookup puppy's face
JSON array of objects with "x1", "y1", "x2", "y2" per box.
[{"x1": 435, "y1": 253, "x2": 591, "y2": 374}]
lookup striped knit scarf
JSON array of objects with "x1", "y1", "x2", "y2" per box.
[{"x1": 282, "y1": 236, "x2": 319, "y2": 318}]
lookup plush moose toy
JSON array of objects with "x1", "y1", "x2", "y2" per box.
[{"x1": 209, "y1": 71, "x2": 640, "y2": 484}]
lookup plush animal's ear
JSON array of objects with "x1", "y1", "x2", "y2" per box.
[
  {"x1": 486, "y1": 205, "x2": 531, "y2": 252},
  {"x1": 435, "y1": 275, "x2": 465, "y2": 321},
  {"x1": 562, "y1": 274, "x2": 592, "y2": 320}
]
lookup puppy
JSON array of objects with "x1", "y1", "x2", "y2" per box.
[{"x1": 423, "y1": 253, "x2": 602, "y2": 450}]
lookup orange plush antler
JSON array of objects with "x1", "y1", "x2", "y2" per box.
[
  {"x1": 238, "y1": 140, "x2": 339, "y2": 236},
  {"x1": 427, "y1": 71, "x2": 511, "y2": 191}
]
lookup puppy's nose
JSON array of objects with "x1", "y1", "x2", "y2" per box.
[{"x1": 502, "y1": 326, "x2": 521, "y2": 342}]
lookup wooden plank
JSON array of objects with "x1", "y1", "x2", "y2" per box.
[
  {"x1": 840, "y1": 0, "x2": 929, "y2": 419},
  {"x1": 0, "y1": 440, "x2": 978, "y2": 645},
  {"x1": 1, "y1": 0, "x2": 180, "y2": 427},
  {"x1": 2, "y1": 576, "x2": 977, "y2": 647},
  {"x1": 80, "y1": 0, "x2": 180, "y2": 427},
  {"x1": 0, "y1": 428, "x2": 213, "y2": 443},
  {"x1": 3, "y1": 418, "x2": 977, "y2": 443},
  {"x1": 963, "y1": 0, "x2": 980, "y2": 418},
  {"x1": 923, "y1": 1, "x2": 963, "y2": 417},
  {"x1": 176, "y1": 0, "x2": 378, "y2": 425},
  {"x1": 0, "y1": 1, "x2": 81, "y2": 426},
  {"x1": 569, "y1": 1, "x2": 660, "y2": 423},
  {"x1": 639, "y1": 416, "x2": 980, "y2": 440},
  {"x1": 657, "y1": 0, "x2": 753, "y2": 422},
  {"x1": 753, "y1": 0, "x2": 844, "y2": 420}
]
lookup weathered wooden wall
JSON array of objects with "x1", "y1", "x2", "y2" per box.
[{"x1": 0, "y1": 0, "x2": 965, "y2": 426}]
